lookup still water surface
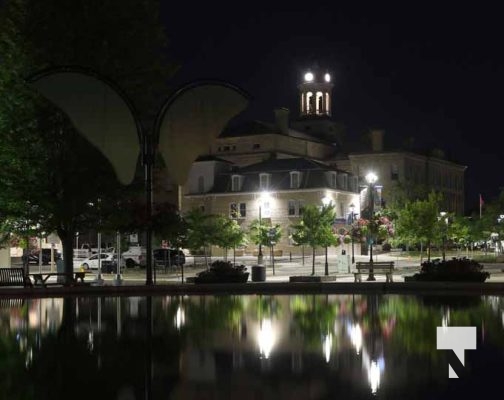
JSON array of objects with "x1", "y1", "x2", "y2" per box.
[{"x1": 1, "y1": 294, "x2": 503, "y2": 399}]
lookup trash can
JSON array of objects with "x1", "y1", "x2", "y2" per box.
[
  {"x1": 56, "y1": 259, "x2": 65, "y2": 284},
  {"x1": 251, "y1": 265, "x2": 266, "y2": 282}
]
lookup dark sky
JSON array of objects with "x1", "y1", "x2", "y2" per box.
[{"x1": 162, "y1": 3, "x2": 504, "y2": 213}]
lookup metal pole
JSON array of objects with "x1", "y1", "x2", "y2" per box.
[
  {"x1": 144, "y1": 132, "x2": 153, "y2": 285},
  {"x1": 324, "y1": 246, "x2": 328, "y2": 276},
  {"x1": 114, "y1": 231, "x2": 122, "y2": 285},
  {"x1": 38, "y1": 237, "x2": 42, "y2": 273},
  {"x1": 367, "y1": 183, "x2": 376, "y2": 281},
  {"x1": 272, "y1": 245, "x2": 275, "y2": 275},
  {"x1": 96, "y1": 232, "x2": 103, "y2": 284},
  {"x1": 351, "y1": 211, "x2": 355, "y2": 264},
  {"x1": 258, "y1": 205, "x2": 263, "y2": 264}
]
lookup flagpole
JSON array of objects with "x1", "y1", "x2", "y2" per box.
[{"x1": 479, "y1": 194, "x2": 483, "y2": 219}]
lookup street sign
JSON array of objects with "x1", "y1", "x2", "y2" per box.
[{"x1": 47, "y1": 233, "x2": 59, "y2": 244}]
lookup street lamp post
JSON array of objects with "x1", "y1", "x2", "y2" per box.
[
  {"x1": 322, "y1": 196, "x2": 332, "y2": 276},
  {"x1": 258, "y1": 204, "x2": 263, "y2": 265},
  {"x1": 439, "y1": 211, "x2": 448, "y2": 262},
  {"x1": 349, "y1": 203, "x2": 356, "y2": 265},
  {"x1": 366, "y1": 172, "x2": 378, "y2": 281},
  {"x1": 258, "y1": 192, "x2": 271, "y2": 265}
]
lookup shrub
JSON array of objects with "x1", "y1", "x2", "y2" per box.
[
  {"x1": 409, "y1": 257, "x2": 490, "y2": 282},
  {"x1": 195, "y1": 260, "x2": 249, "y2": 283},
  {"x1": 207, "y1": 260, "x2": 246, "y2": 274}
]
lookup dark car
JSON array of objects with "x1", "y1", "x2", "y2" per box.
[
  {"x1": 153, "y1": 248, "x2": 186, "y2": 268},
  {"x1": 28, "y1": 249, "x2": 61, "y2": 265}
]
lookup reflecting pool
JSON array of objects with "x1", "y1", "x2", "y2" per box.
[{"x1": 1, "y1": 294, "x2": 504, "y2": 399}]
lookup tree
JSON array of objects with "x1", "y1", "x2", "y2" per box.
[
  {"x1": 212, "y1": 217, "x2": 246, "y2": 263},
  {"x1": 290, "y1": 204, "x2": 337, "y2": 275},
  {"x1": 393, "y1": 192, "x2": 443, "y2": 261},
  {"x1": 185, "y1": 208, "x2": 217, "y2": 268},
  {"x1": 0, "y1": 0, "x2": 175, "y2": 277},
  {"x1": 248, "y1": 219, "x2": 282, "y2": 263}
]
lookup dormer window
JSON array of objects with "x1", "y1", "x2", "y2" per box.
[
  {"x1": 290, "y1": 171, "x2": 301, "y2": 189},
  {"x1": 259, "y1": 173, "x2": 271, "y2": 190},
  {"x1": 342, "y1": 174, "x2": 348, "y2": 190},
  {"x1": 198, "y1": 176, "x2": 205, "y2": 193},
  {"x1": 327, "y1": 171, "x2": 337, "y2": 188},
  {"x1": 391, "y1": 164, "x2": 399, "y2": 180},
  {"x1": 231, "y1": 175, "x2": 243, "y2": 192}
]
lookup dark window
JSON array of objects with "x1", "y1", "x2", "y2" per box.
[
  {"x1": 288, "y1": 200, "x2": 296, "y2": 216},
  {"x1": 230, "y1": 203, "x2": 237, "y2": 218}
]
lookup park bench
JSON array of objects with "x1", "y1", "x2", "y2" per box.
[
  {"x1": 0, "y1": 268, "x2": 33, "y2": 288},
  {"x1": 354, "y1": 261, "x2": 394, "y2": 282},
  {"x1": 29, "y1": 271, "x2": 90, "y2": 288}
]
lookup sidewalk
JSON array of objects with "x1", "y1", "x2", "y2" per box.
[{"x1": 63, "y1": 254, "x2": 504, "y2": 286}]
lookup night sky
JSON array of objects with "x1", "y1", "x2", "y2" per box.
[{"x1": 162, "y1": 3, "x2": 504, "y2": 213}]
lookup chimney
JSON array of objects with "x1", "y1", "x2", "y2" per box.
[
  {"x1": 274, "y1": 108, "x2": 290, "y2": 134},
  {"x1": 370, "y1": 129, "x2": 384, "y2": 152}
]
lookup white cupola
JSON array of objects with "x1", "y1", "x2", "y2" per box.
[{"x1": 298, "y1": 66, "x2": 333, "y2": 117}]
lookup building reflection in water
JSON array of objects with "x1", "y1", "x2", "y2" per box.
[{"x1": 3, "y1": 294, "x2": 504, "y2": 398}]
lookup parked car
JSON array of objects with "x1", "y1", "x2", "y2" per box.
[
  {"x1": 122, "y1": 246, "x2": 147, "y2": 268},
  {"x1": 29, "y1": 249, "x2": 61, "y2": 265},
  {"x1": 153, "y1": 248, "x2": 186, "y2": 268},
  {"x1": 80, "y1": 253, "x2": 125, "y2": 271}
]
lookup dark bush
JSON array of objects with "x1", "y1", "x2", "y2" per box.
[
  {"x1": 409, "y1": 258, "x2": 490, "y2": 282},
  {"x1": 195, "y1": 260, "x2": 249, "y2": 283},
  {"x1": 382, "y1": 243, "x2": 392, "y2": 252}
]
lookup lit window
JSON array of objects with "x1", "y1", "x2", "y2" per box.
[{"x1": 306, "y1": 92, "x2": 314, "y2": 114}]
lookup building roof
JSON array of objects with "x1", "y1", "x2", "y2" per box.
[
  {"x1": 208, "y1": 157, "x2": 356, "y2": 194},
  {"x1": 238, "y1": 157, "x2": 332, "y2": 173},
  {"x1": 194, "y1": 155, "x2": 232, "y2": 163},
  {"x1": 220, "y1": 120, "x2": 328, "y2": 143}
]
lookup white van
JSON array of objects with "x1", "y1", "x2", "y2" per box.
[{"x1": 122, "y1": 246, "x2": 146, "y2": 268}]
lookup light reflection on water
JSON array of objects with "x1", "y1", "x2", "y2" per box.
[{"x1": 1, "y1": 294, "x2": 503, "y2": 399}]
